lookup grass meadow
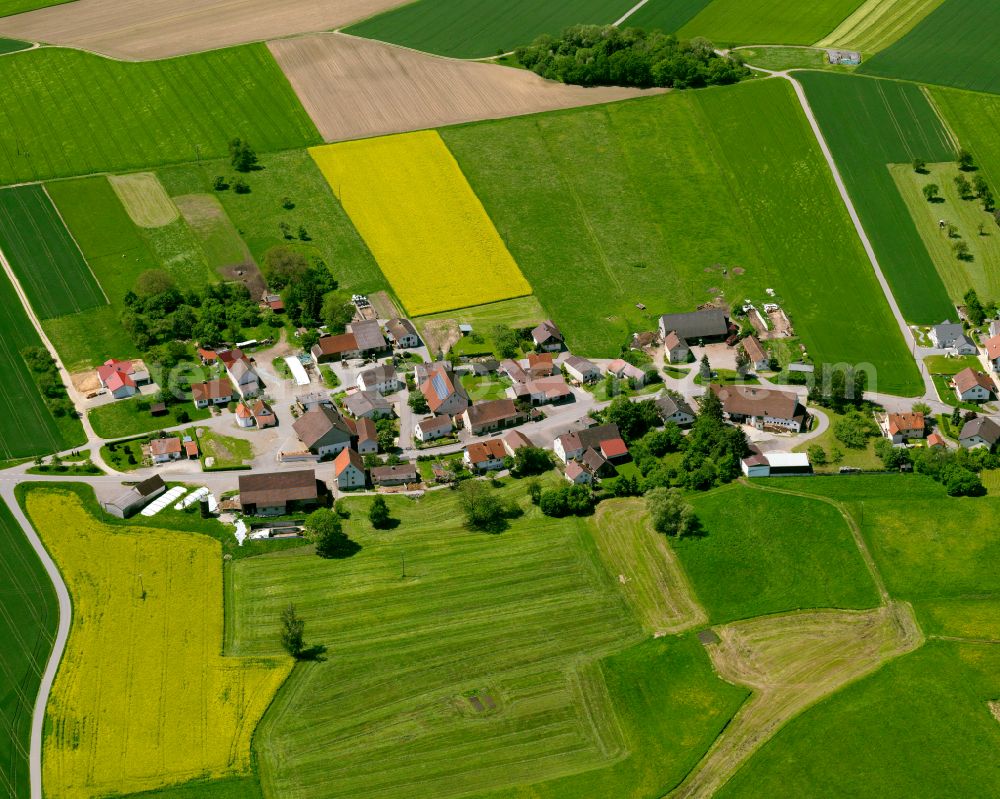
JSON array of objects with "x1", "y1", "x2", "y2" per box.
[
  {"x1": 677, "y1": 0, "x2": 866, "y2": 45},
  {"x1": 23, "y1": 488, "x2": 291, "y2": 799},
  {"x1": 0, "y1": 498, "x2": 57, "y2": 799},
  {"x1": 718, "y1": 642, "x2": 1000, "y2": 798},
  {"x1": 680, "y1": 483, "x2": 879, "y2": 623},
  {"x1": 861, "y1": 0, "x2": 1000, "y2": 94},
  {"x1": 0, "y1": 185, "x2": 105, "y2": 319},
  {"x1": 932, "y1": 86, "x2": 1000, "y2": 198},
  {"x1": 108, "y1": 172, "x2": 180, "y2": 228},
  {"x1": 798, "y1": 72, "x2": 954, "y2": 324},
  {"x1": 0, "y1": 45, "x2": 319, "y2": 186},
  {"x1": 817, "y1": 0, "x2": 946, "y2": 53},
  {"x1": 444, "y1": 80, "x2": 921, "y2": 394},
  {"x1": 344, "y1": 0, "x2": 635, "y2": 59}
]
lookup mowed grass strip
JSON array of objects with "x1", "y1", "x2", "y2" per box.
[
  {"x1": 344, "y1": 0, "x2": 635, "y2": 59},
  {"x1": 677, "y1": 0, "x2": 866, "y2": 45},
  {"x1": 679, "y1": 483, "x2": 880, "y2": 624},
  {"x1": 238, "y1": 486, "x2": 647, "y2": 799},
  {"x1": 861, "y1": 0, "x2": 1000, "y2": 94},
  {"x1": 0, "y1": 184, "x2": 104, "y2": 319},
  {"x1": 798, "y1": 72, "x2": 954, "y2": 324},
  {"x1": 109, "y1": 173, "x2": 179, "y2": 228},
  {"x1": 817, "y1": 0, "x2": 946, "y2": 52},
  {"x1": 25, "y1": 489, "x2": 291, "y2": 799},
  {"x1": 444, "y1": 79, "x2": 921, "y2": 394},
  {"x1": 310, "y1": 130, "x2": 531, "y2": 317},
  {"x1": 0, "y1": 45, "x2": 319, "y2": 185},
  {"x1": 0, "y1": 498, "x2": 57, "y2": 799}
]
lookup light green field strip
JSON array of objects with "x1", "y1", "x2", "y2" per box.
[
  {"x1": 109, "y1": 173, "x2": 179, "y2": 228},
  {"x1": 678, "y1": 0, "x2": 866, "y2": 45},
  {"x1": 817, "y1": 0, "x2": 945, "y2": 52},
  {"x1": 174, "y1": 193, "x2": 251, "y2": 271}
]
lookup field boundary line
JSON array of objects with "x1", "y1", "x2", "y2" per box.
[
  {"x1": 41, "y1": 184, "x2": 108, "y2": 305},
  {"x1": 920, "y1": 86, "x2": 960, "y2": 153},
  {"x1": 614, "y1": 0, "x2": 652, "y2": 26}
]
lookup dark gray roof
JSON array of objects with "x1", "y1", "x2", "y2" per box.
[
  {"x1": 659, "y1": 308, "x2": 729, "y2": 340},
  {"x1": 343, "y1": 391, "x2": 392, "y2": 417},
  {"x1": 351, "y1": 320, "x2": 386, "y2": 352},
  {"x1": 293, "y1": 406, "x2": 352, "y2": 448},
  {"x1": 655, "y1": 393, "x2": 694, "y2": 419},
  {"x1": 960, "y1": 416, "x2": 1000, "y2": 444}
]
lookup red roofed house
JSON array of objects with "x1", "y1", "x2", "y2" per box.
[
  {"x1": 564, "y1": 460, "x2": 592, "y2": 485},
  {"x1": 149, "y1": 437, "x2": 182, "y2": 464},
  {"x1": 951, "y1": 368, "x2": 996, "y2": 403},
  {"x1": 599, "y1": 437, "x2": 629, "y2": 462},
  {"x1": 333, "y1": 448, "x2": 366, "y2": 490},
  {"x1": 607, "y1": 359, "x2": 647, "y2": 385},
  {"x1": 97, "y1": 359, "x2": 141, "y2": 399},
  {"x1": 348, "y1": 416, "x2": 379, "y2": 455},
  {"x1": 926, "y1": 432, "x2": 947, "y2": 449},
  {"x1": 191, "y1": 377, "x2": 234, "y2": 409},
  {"x1": 235, "y1": 401, "x2": 255, "y2": 428},
  {"x1": 251, "y1": 399, "x2": 277, "y2": 428},
  {"x1": 312, "y1": 333, "x2": 360, "y2": 364},
  {"x1": 526, "y1": 352, "x2": 555, "y2": 377},
  {"x1": 664, "y1": 331, "x2": 690, "y2": 365},
  {"x1": 987, "y1": 335, "x2": 1000, "y2": 373},
  {"x1": 420, "y1": 363, "x2": 469, "y2": 417},
  {"x1": 710, "y1": 384, "x2": 808, "y2": 432},
  {"x1": 885, "y1": 412, "x2": 925, "y2": 444},
  {"x1": 464, "y1": 439, "x2": 508, "y2": 473}
]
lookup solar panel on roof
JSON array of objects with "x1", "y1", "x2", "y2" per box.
[{"x1": 432, "y1": 374, "x2": 449, "y2": 400}]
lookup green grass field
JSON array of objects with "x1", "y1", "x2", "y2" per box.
[
  {"x1": 174, "y1": 194, "x2": 250, "y2": 273},
  {"x1": 0, "y1": 37, "x2": 31, "y2": 53},
  {"x1": 345, "y1": 0, "x2": 635, "y2": 58},
  {"x1": 444, "y1": 79, "x2": 921, "y2": 394},
  {"x1": 677, "y1": 0, "x2": 865, "y2": 45},
  {"x1": 89, "y1": 398, "x2": 209, "y2": 439},
  {"x1": 861, "y1": 0, "x2": 1000, "y2": 94},
  {"x1": 0, "y1": 497, "x2": 57, "y2": 799},
  {"x1": 798, "y1": 72, "x2": 954, "y2": 324},
  {"x1": 718, "y1": 642, "x2": 1000, "y2": 798},
  {"x1": 932, "y1": 86, "x2": 1000, "y2": 202},
  {"x1": 0, "y1": 184, "x2": 105, "y2": 319},
  {"x1": 0, "y1": 45, "x2": 319, "y2": 186},
  {"x1": 817, "y1": 0, "x2": 946, "y2": 53},
  {"x1": 623, "y1": 0, "x2": 713, "y2": 33},
  {"x1": 923, "y1": 353, "x2": 981, "y2": 376},
  {"x1": 736, "y1": 45, "x2": 853, "y2": 71},
  {"x1": 793, "y1": 409, "x2": 884, "y2": 472},
  {"x1": 678, "y1": 483, "x2": 879, "y2": 623}
]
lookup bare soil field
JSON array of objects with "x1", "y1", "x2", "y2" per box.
[
  {"x1": 269, "y1": 33, "x2": 665, "y2": 143},
  {"x1": 0, "y1": 0, "x2": 411, "y2": 60}
]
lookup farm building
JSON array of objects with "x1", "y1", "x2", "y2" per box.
[
  {"x1": 238, "y1": 469, "x2": 320, "y2": 516},
  {"x1": 414, "y1": 414, "x2": 453, "y2": 443},
  {"x1": 356, "y1": 363, "x2": 402, "y2": 394},
  {"x1": 710, "y1": 384, "x2": 808, "y2": 432},
  {"x1": 386, "y1": 318, "x2": 420, "y2": 348},
  {"x1": 149, "y1": 437, "x2": 182, "y2": 464},
  {"x1": 503, "y1": 429, "x2": 534, "y2": 457},
  {"x1": 420, "y1": 363, "x2": 469, "y2": 416},
  {"x1": 371, "y1": 463, "x2": 419, "y2": 487},
  {"x1": 348, "y1": 416, "x2": 379, "y2": 454},
  {"x1": 333, "y1": 448, "x2": 366, "y2": 490},
  {"x1": 499, "y1": 359, "x2": 528, "y2": 383},
  {"x1": 883, "y1": 412, "x2": 925, "y2": 444},
  {"x1": 191, "y1": 378, "x2": 233, "y2": 409},
  {"x1": 292, "y1": 406, "x2": 353, "y2": 457},
  {"x1": 951, "y1": 368, "x2": 996, "y2": 403},
  {"x1": 312, "y1": 333, "x2": 360, "y2": 363},
  {"x1": 464, "y1": 439, "x2": 507, "y2": 472},
  {"x1": 741, "y1": 336, "x2": 770, "y2": 371},
  {"x1": 554, "y1": 423, "x2": 623, "y2": 463},
  {"x1": 97, "y1": 358, "x2": 148, "y2": 399},
  {"x1": 741, "y1": 451, "x2": 812, "y2": 477},
  {"x1": 531, "y1": 320, "x2": 564, "y2": 351},
  {"x1": 664, "y1": 331, "x2": 690, "y2": 364},
  {"x1": 655, "y1": 393, "x2": 695, "y2": 427},
  {"x1": 508, "y1": 376, "x2": 572, "y2": 406},
  {"x1": 563, "y1": 355, "x2": 601, "y2": 384},
  {"x1": 658, "y1": 309, "x2": 730, "y2": 343},
  {"x1": 102, "y1": 475, "x2": 166, "y2": 519},
  {"x1": 959, "y1": 416, "x2": 1000, "y2": 450},
  {"x1": 343, "y1": 390, "x2": 393, "y2": 419},
  {"x1": 350, "y1": 320, "x2": 388, "y2": 357}
]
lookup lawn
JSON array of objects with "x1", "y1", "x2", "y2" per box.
[
  {"x1": 174, "y1": 194, "x2": 251, "y2": 273},
  {"x1": 817, "y1": 0, "x2": 946, "y2": 53},
  {"x1": 415, "y1": 295, "x2": 549, "y2": 356},
  {"x1": 890, "y1": 162, "x2": 1000, "y2": 302},
  {"x1": 234, "y1": 484, "x2": 671, "y2": 799},
  {"x1": 460, "y1": 373, "x2": 510, "y2": 401},
  {"x1": 310, "y1": 131, "x2": 531, "y2": 317},
  {"x1": 718, "y1": 642, "x2": 1000, "y2": 798},
  {"x1": 798, "y1": 72, "x2": 955, "y2": 324},
  {"x1": 198, "y1": 427, "x2": 254, "y2": 469},
  {"x1": 923, "y1": 354, "x2": 982, "y2": 376},
  {"x1": 344, "y1": 0, "x2": 636, "y2": 59},
  {"x1": 0, "y1": 497, "x2": 57, "y2": 799},
  {"x1": 677, "y1": 0, "x2": 866, "y2": 46},
  {"x1": 625, "y1": 0, "x2": 714, "y2": 34},
  {"x1": 156, "y1": 149, "x2": 386, "y2": 298},
  {"x1": 678, "y1": 483, "x2": 879, "y2": 623},
  {"x1": 444, "y1": 79, "x2": 922, "y2": 394},
  {"x1": 21, "y1": 487, "x2": 291, "y2": 799},
  {"x1": 0, "y1": 45, "x2": 319, "y2": 186},
  {"x1": 89, "y1": 397, "x2": 209, "y2": 439},
  {"x1": 100, "y1": 436, "x2": 148, "y2": 472},
  {"x1": 793, "y1": 408, "x2": 886, "y2": 473},
  {"x1": 0, "y1": 184, "x2": 105, "y2": 319},
  {"x1": 861, "y1": 0, "x2": 1000, "y2": 94}
]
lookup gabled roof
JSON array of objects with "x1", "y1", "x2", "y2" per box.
[
  {"x1": 370, "y1": 463, "x2": 418, "y2": 482},
  {"x1": 386, "y1": 318, "x2": 418, "y2": 341},
  {"x1": 358, "y1": 363, "x2": 397, "y2": 387},
  {"x1": 239, "y1": 469, "x2": 317, "y2": 506},
  {"x1": 350, "y1": 320, "x2": 386, "y2": 352},
  {"x1": 558, "y1": 423, "x2": 622, "y2": 454},
  {"x1": 465, "y1": 399, "x2": 520, "y2": 427},
  {"x1": 581, "y1": 447, "x2": 608, "y2": 474},
  {"x1": 655, "y1": 392, "x2": 694, "y2": 419},
  {"x1": 420, "y1": 364, "x2": 464, "y2": 413},
  {"x1": 466, "y1": 439, "x2": 507, "y2": 464},
  {"x1": 235, "y1": 402, "x2": 253, "y2": 419},
  {"x1": 293, "y1": 406, "x2": 352, "y2": 447},
  {"x1": 960, "y1": 416, "x2": 1000, "y2": 444},
  {"x1": 355, "y1": 416, "x2": 377, "y2": 443},
  {"x1": 888, "y1": 412, "x2": 924, "y2": 435},
  {"x1": 607, "y1": 359, "x2": 645, "y2": 381},
  {"x1": 343, "y1": 390, "x2": 392, "y2": 417},
  {"x1": 105, "y1": 370, "x2": 136, "y2": 392},
  {"x1": 565, "y1": 461, "x2": 588, "y2": 480},
  {"x1": 742, "y1": 335, "x2": 767, "y2": 363},
  {"x1": 191, "y1": 378, "x2": 232, "y2": 402},
  {"x1": 663, "y1": 330, "x2": 687, "y2": 350},
  {"x1": 710, "y1": 384, "x2": 805, "y2": 422},
  {"x1": 503, "y1": 429, "x2": 533, "y2": 451},
  {"x1": 564, "y1": 355, "x2": 599, "y2": 374},
  {"x1": 953, "y1": 367, "x2": 995, "y2": 395},
  {"x1": 531, "y1": 319, "x2": 562, "y2": 344},
  {"x1": 217, "y1": 348, "x2": 244, "y2": 367},
  {"x1": 599, "y1": 437, "x2": 628, "y2": 459},
  {"x1": 149, "y1": 437, "x2": 181, "y2": 456},
  {"x1": 659, "y1": 308, "x2": 728, "y2": 340},
  {"x1": 927, "y1": 432, "x2": 946, "y2": 448},
  {"x1": 986, "y1": 335, "x2": 1000, "y2": 360},
  {"x1": 416, "y1": 414, "x2": 452, "y2": 435},
  {"x1": 313, "y1": 333, "x2": 358, "y2": 357},
  {"x1": 334, "y1": 447, "x2": 365, "y2": 476}
]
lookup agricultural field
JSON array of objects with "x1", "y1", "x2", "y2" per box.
[
  {"x1": 0, "y1": 0, "x2": 69, "y2": 16},
  {"x1": 680, "y1": 483, "x2": 879, "y2": 623},
  {"x1": 625, "y1": 0, "x2": 713, "y2": 34},
  {"x1": 861, "y1": 0, "x2": 1000, "y2": 94},
  {"x1": 677, "y1": 0, "x2": 866, "y2": 45},
  {"x1": 798, "y1": 72, "x2": 955, "y2": 324},
  {"x1": 932, "y1": 86, "x2": 1000, "y2": 193},
  {"x1": 817, "y1": 0, "x2": 945, "y2": 53},
  {"x1": 445, "y1": 79, "x2": 922, "y2": 394},
  {"x1": 0, "y1": 498, "x2": 57, "y2": 799},
  {"x1": 310, "y1": 131, "x2": 532, "y2": 316},
  {"x1": 736, "y1": 45, "x2": 849, "y2": 71},
  {"x1": 108, "y1": 173, "x2": 179, "y2": 228},
  {"x1": 344, "y1": 0, "x2": 636, "y2": 59},
  {"x1": 0, "y1": 36, "x2": 29, "y2": 52},
  {"x1": 0, "y1": 185, "x2": 105, "y2": 319},
  {"x1": 0, "y1": 45, "x2": 319, "y2": 185},
  {"x1": 22, "y1": 488, "x2": 291, "y2": 799},
  {"x1": 174, "y1": 194, "x2": 252, "y2": 274}
]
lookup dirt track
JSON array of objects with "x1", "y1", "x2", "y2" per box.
[
  {"x1": 671, "y1": 603, "x2": 923, "y2": 799},
  {"x1": 0, "y1": 0, "x2": 410, "y2": 60},
  {"x1": 269, "y1": 33, "x2": 666, "y2": 143}
]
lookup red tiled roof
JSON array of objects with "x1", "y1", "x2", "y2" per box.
[
  {"x1": 599, "y1": 438, "x2": 628, "y2": 458},
  {"x1": 105, "y1": 371, "x2": 135, "y2": 392},
  {"x1": 149, "y1": 437, "x2": 181, "y2": 456},
  {"x1": 236, "y1": 402, "x2": 253, "y2": 418},
  {"x1": 986, "y1": 335, "x2": 1000, "y2": 360},
  {"x1": 927, "y1": 432, "x2": 946, "y2": 448},
  {"x1": 888, "y1": 412, "x2": 924, "y2": 436},
  {"x1": 191, "y1": 378, "x2": 232, "y2": 402},
  {"x1": 334, "y1": 447, "x2": 365, "y2": 476},
  {"x1": 466, "y1": 439, "x2": 507, "y2": 464},
  {"x1": 184, "y1": 440, "x2": 199, "y2": 457}
]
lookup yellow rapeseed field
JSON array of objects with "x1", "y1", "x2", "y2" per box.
[
  {"x1": 27, "y1": 490, "x2": 291, "y2": 799},
  {"x1": 310, "y1": 130, "x2": 532, "y2": 316}
]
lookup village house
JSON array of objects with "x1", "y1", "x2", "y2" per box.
[
  {"x1": 414, "y1": 414, "x2": 453, "y2": 443},
  {"x1": 357, "y1": 363, "x2": 402, "y2": 394},
  {"x1": 420, "y1": 363, "x2": 469, "y2": 417},
  {"x1": 931, "y1": 321, "x2": 977, "y2": 354},
  {"x1": 952, "y1": 368, "x2": 996, "y2": 403},
  {"x1": 343, "y1": 390, "x2": 393, "y2": 419},
  {"x1": 251, "y1": 399, "x2": 276, "y2": 428},
  {"x1": 463, "y1": 399, "x2": 528, "y2": 435},
  {"x1": 385, "y1": 318, "x2": 420, "y2": 349},
  {"x1": 333, "y1": 448, "x2": 366, "y2": 490},
  {"x1": 503, "y1": 429, "x2": 534, "y2": 457},
  {"x1": 191, "y1": 377, "x2": 233, "y2": 409},
  {"x1": 499, "y1": 359, "x2": 528, "y2": 383},
  {"x1": 710, "y1": 384, "x2": 808, "y2": 432},
  {"x1": 464, "y1": 439, "x2": 508, "y2": 473},
  {"x1": 312, "y1": 333, "x2": 360, "y2": 363},
  {"x1": 554, "y1": 423, "x2": 624, "y2": 463},
  {"x1": 607, "y1": 359, "x2": 648, "y2": 385},
  {"x1": 883, "y1": 412, "x2": 925, "y2": 444},
  {"x1": 97, "y1": 358, "x2": 148, "y2": 399},
  {"x1": 238, "y1": 469, "x2": 320, "y2": 516},
  {"x1": 102, "y1": 475, "x2": 166, "y2": 518},
  {"x1": 218, "y1": 350, "x2": 260, "y2": 397},
  {"x1": 654, "y1": 393, "x2": 695, "y2": 427},
  {"x1": 371, "y1": 463, "x2": 419, "y2": 487},
  {"x1": 986, "y1": 335, "x2": 1000, "y2": 372},
  {"x1": 658, "y1": 308, "x2": 730, "y2": 343},
  {"x1": 664, "y1": 331, "x2": 690, "y2": 364},
  {"x1": 197, "y1": 347, "x2": 218, "y2": 364},
  {"x1": 292, "y1": 406, "x2": 353, "y2": 457},
  {"x1": 149, "y1": 437, "x2": 182, "y2": 464},
  {"x1": 927, "y1": 432, "x2": 947, "y2": 449},
  {"x1": 348, "y1": 416, "x2": 379, "y2": 454},
  {"x1": 959, "y1": 416, "x2": 1000, "y2": 450},
  {"x1": 741, "y1": 336, "x2": 770, "y2": 372},
  {"x1": 508, "y1": 376, "x2": 573, "y2": 406},
  {"x1": 531, "y1": 319, "x2": 564, "y2": 352},
  {"x1": 563, "y1": 355, "x2": 601, "y2": 384},
  {"x1": 235, "y1": 401, "x2": 255, "y2": 428},
  {"x1": 525, "y1": 352, "x2": 555, "y2": 377},
  {"x1": 351, "y1": 320, "x2": 388, "y2": 358},
  {"x1": 564, "y1": 460, "x2": 592, "y2": 485}
]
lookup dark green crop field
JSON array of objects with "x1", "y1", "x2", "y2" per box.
[
  {"x1": 0, "y1": 185, "x2": 105, "y2": 319},
  {"x1": 862, "y1": 0, "x2": 1000, "y2": 95},
  {"x1": 798, "y1": 72, "x2": 954, "y2": 324},
  {"x1": 344, "y1": 0, "x2": 635, "y2": 59},
  {"x1": 617, "y1": 0, "x2": 712, "y2": 33},
  {"x1": 0, "y1": 45, "x2": 319, "y2": 186},
  {"x1": 0, "y1": 498, "x2": 57, "y2": 799}
]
